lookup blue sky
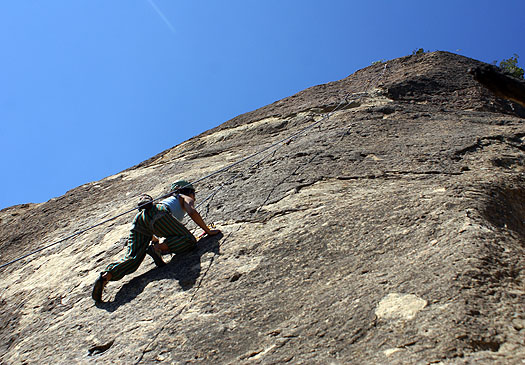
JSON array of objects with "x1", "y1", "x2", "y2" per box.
[{"x1": 1, "y1": 1, "x2": 524, "y2": 209}]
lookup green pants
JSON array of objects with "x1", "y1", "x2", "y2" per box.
[{"x1": 104, "y1": 204, "x2": 196, "y2": 281}]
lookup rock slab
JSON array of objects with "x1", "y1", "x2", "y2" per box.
[{"x1": 0, "y1": 52, "x2": 524, "y2": 364}]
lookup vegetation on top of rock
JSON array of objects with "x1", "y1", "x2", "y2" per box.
[
  {"x1": 498, "y1": 54, "x2": 524, "y2": 79},
  {"x1": 412, "y1": 48, "x2": 427, "y2": 55}
]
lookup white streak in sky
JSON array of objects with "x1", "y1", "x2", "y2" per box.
[{"x1": 146, "y1": 0, "x2": 176, "y2": 34}]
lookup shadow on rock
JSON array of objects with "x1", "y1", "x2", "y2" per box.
[{"x1": 96, "y1": 233, "x2": 222, "y2": 312}]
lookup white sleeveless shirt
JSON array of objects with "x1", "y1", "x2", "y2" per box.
[{"x1": 160, "y1": 195, "x2": 186, "y2": 222}]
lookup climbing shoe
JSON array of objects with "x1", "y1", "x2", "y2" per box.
[
  {"x1": 146, "y1": 245, "x2": 166, "y2": 267},
  {"x1": 92, "y1": 274, "x2": 107, "y2": 303}
]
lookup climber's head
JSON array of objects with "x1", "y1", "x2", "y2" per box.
[{"x1": 170, "y1": 180, "x2": 196, "y2": 197}]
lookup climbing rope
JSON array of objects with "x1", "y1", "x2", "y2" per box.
[
  {"x1": 139, "y1": 67, "x2": 391, "y2": 356},
  {"x1": 364, "y1": 62, "x2": 388, "y2": 93},
  {"x1": 134, "y1": 95, "x2": 358, "y2": 364},
  {"x1": 0, "y1": 94, "x2": 352, "y2": 271}
]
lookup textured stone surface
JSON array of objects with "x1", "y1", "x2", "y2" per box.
[{"x1": 1, "y1": 51, "x2": 524, "y2": 364}]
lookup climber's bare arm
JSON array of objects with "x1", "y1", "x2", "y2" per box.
[{"x1": 180, "y1": 194, "x2": 221, "y2": 236}]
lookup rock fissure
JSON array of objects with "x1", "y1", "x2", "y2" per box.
[{"x1": 454, "y1": 134, "x2": 525, "y2": 159}]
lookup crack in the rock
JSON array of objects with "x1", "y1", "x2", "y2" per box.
[
  {"x1": 384, "y1": 170, "x2": 463, "y2": 176},
  {"x1": 336, "y1": 170, "x2": 463, "y2": 180},
  {"x1": 454, "y1": 134, "x2": 525, "y2": 160},
  {"x1": 257, "y1": 155, "x2": 318, "y2": 210}
]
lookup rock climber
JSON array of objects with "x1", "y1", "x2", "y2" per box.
[{"x1": 92, "y1": 180, "x2": 221, "y2": 302}]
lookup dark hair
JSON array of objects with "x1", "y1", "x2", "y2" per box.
[
  {"x1": 178, "y1": 187, "x2": 195, "y2": 196},
  {"x1": 137, "y1": 194, "x2": 153, "y2": 211}
]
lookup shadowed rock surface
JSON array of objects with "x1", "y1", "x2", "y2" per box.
[
  {"x1": 469, "y1": 64, "x2": 525, "y2": 107},
  {"x1": 1, "y1": 51, "x2": 524, "y2": 364}
]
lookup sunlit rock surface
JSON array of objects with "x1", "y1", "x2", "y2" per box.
[{"x1": 1, "y1": 52, "x2": 524, "y2": 364}]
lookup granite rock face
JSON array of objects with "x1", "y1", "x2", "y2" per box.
[{"x1": 1, "y1": 51, "x2": 524, "y2": 364}]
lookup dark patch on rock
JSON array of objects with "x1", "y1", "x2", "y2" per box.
[
  {"x1": 88, "y1": 339, "x2": 115, "y2": 356},
  {"x1": 469, "y1": 63, "x2": 525, "y2": 107}
]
